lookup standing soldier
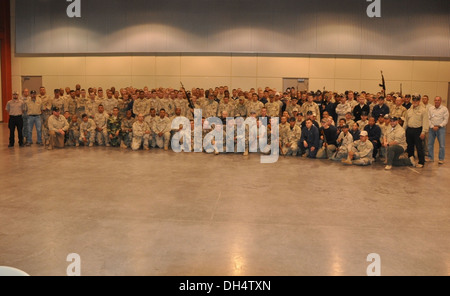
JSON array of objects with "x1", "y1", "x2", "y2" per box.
[
  {"x1": 64, "y1": 90, "x2": 78, "y2": 116},
  {"x1": 103, "y1": 89, "x2": 119, "y2": 116},
  {"x1": 265, "y1": 94, "x2": 281, "y2": 118},
  {"x1": 234, "y1": 97, "x2": 248, "y2": 118},
  {"x1": 159, "y1": 92, "x2": 175, "y2": 117},
  {"x1": 218, "y1": 97, "x2": 235, "y2": 118},
  {"x1": 107, "y1": 107, "x2": 122, "y2": 147},
  {"x1": 52, "y1": 89, "x2": 65, "y2": 113},
  {"x1": 86, "y1": 92, "x2": 99, "y2": 119},
  {"x1": 203, "y1": 93, "x2": 219, "y2": 118},
  {"x1": 39, "y1": 87, "x2": 53, "y2": 147},
  {"x1": 118, "y1": 94, "x2": 131, "y2": 119},
  {"x1": 301, "y1": 94, "x2": 321, "y2": 123},
  {"x1": 133, "y1": 91, "x2": 150, "y2": 117},
  {"x1": 25, "y1": 90, "x2": 43, "y2": 146},
  {"x1": 21, "y1": 89, "x2": 31, "y2": 144},
  {"x1": 174, "y1": 92, "x2": 189, "y2": 117},
  {"x1": 390, "y1": 96, "x2": 407, "y2": 119},
  {"x1": 404, "y1": 95, "x2": 429, "y2": 168},
  {"x1": 152, "y1": 109, "x2": 172, "y2": 151},
  {"x1": 335, "y1": 94, "x2": 352, "y2": 123},
  {"x1": 5, "y1": 91, "x2": 25, "y2": 148},
  {"x1": 76, "y1": 89, "x2": 88, "y2": 117},
  {"x1": 131, "y1": 114, "x2": 151, "y2": 151},
  {"x1": 121, "y1": 110, "x2": 135, "y2": 149},
  {"x1": 247, "y1": 93, "x2": 264, "y2": 117},
  {"x1": 80, "y1": 114, "x2": 96, "y2": 147},
  {"x1": 94, "y1": 105, "x2": 110, "y2": 146},
  {"x1": 148, "y1": 91, "x2": 161, "y2": 114}
]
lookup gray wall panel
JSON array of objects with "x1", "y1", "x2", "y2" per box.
[{"x1": 15, "y1": 0, "x2": 450, "y2": 57}]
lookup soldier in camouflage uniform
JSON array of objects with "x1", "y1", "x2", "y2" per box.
[
  {"x1": 121, "y1": 110, "x2": 135, "y2": 149},
  {"x1": 218, "y1": 97, "x2": 235, "y2": 118},
  {"x1": 133, "y1": 91, "x2": 150, "y2": 117},
  {"x1": 202, "y1": 94, "x2": 219, "y2": 118},
  {"x1": 38, "y1": 87, "x2": 53, "y2": 147},
  {"x1": 94, "y1": 105, "x2": 110, "y2": 146},
  {"x1": 247, "y1": 93, "x2": 264, "y2": 117},
  {"x1": 148, "y1": 91, "x2": 161, "y2": 114},
  {"x1": 234, "y1": 97, "x2": 248, "y2": 118},
  {"x1": 80, "y1": 114, "x2": 96, "y2": 147},
  {"x1": 159, "y1": 93, "x2": 175, "y2": 117},
  {"x1": 281, "y1": 118, "x2": 302, "y2": 156},
  {"x1": 86, "y1": 92, "x2": 99, "y2": 119},
  {"x1": 52, "y1": 89, "x2": 65, "y2": 113},
  {"x1": 107, "y1": 107, "x2": 122, "y2": 147},
  {"x1": 131, "y1": 114, "x2": 151, "y2": 151},
  {"x1": 331, "y1": 124, "x2": 354, "y2": 161},
  {"x1": 64, "y1": 90, "x2": 78, "y2": 116},
  {"x1": 76, "y1": 89, "x2": 88, "y2": 117},
  {"x1": 67, "y1": 114, "x2": 81, "y2": 147},
  {"x1": 265, "y1": 94, "x2": 281, "y2": 118},
  {"x1": 152, "y1": 109, "x2": 172, "y2": 150},
  {"x1": 174, "y1": 92, "x2": 189, "y2": 118},
  {"x1": 118, "y1": 95, "x2": 131, "y2": 119},
  {"x1": 103, "y1": 90, "x2": 119, "y2": 116},
  {"x1": 342, "y1": 131, "x2": 374, "y2": 166}
]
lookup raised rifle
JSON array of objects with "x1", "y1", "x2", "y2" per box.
[
  {"x1": 180, "y1": 82, "x2": 195, "y2": 110},
  {"x1": 379, "y1": 71, "x2": 386, "y2": 96}
]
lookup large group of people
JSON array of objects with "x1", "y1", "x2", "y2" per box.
[{"x1": 5, "y1": 84, "x2": 448, "y2": 169}]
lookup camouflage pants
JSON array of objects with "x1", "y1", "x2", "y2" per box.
[
  {"x1": 352, "y1": 157, "x2": 372, "y2": 166},
  {"x1": 121, "y1": 132, "x2": 133, "y2": 148},
  {"x1": 96, "y1": 128, "x2": 109, "y2": 146},
  {"x1": 41, "y1": 113, "x2": 51, "y2": 144},
  {"x1": 331, "y1": 145, "x2": 350, "y2": 161},
  {"x1": 80, "y1": 131, "x2": 95, "y2": 146},
  {"x1": 281, "y1": 142, "x2": 299, "y2": 156},
  {"x1": 316, "y1": 145, "x2": 337, "y2": 159},
  {"x1": 132, "y1": 135, "x2": 150, "y2": 151},
  {"x1": 154, "y1": 132, "x2": 171, "y2": 149},
  {"x1": 22, "y1": 115, "x2": 29, "y2": 142},
  {"x1": 67, "y1": 130, "x2": 81, "y2": 146},
  {"x1": 109, "y1": 133, "x2": 121, "y2": 147}
]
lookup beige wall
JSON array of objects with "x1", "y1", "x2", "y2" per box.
[
  {"x1": 10, "y1": 1, "x2": 450, "y2": 105},
  {"x1": 11, "y1": 54, "x2": 450, "y2": 105}
]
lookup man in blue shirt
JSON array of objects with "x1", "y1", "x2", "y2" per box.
[
  {"x1": 364, "y1": 116, "x2": 382, "y2": 160},
  {"x1": 372, "y1": 96, "x2": 390, "y2": 120}
]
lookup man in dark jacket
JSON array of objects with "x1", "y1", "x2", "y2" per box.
[
  {"x1": 299, "y1": 119, "x2": 320, "y2": 158},
  {"x1": 364, "y1": 116, "x2": 382, "y2": 159}
]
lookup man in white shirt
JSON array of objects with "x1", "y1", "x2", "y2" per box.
[{"x1": 428, "y1": 96, "x2": 449, "y2": 164}]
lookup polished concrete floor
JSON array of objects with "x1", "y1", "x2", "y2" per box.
[{"x1": 1, "y1": 123, "x2": 449, "y2": 276}]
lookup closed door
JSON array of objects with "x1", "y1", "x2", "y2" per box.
[
  {"x1": 283, "y1": 78, "x2": 309, "y2": 94},
  {"x1": 21, "y1": 76, "x2": 43, "y2": 94}
]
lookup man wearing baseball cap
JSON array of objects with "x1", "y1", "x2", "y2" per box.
[
  {"x1": 404, "y1": 94, "x2": 429, "y2": 168},
  {"x1": 382, "y1": 117, "x2": 415, "y2": 170},
  {"x1": 5, "y1": 91, "x2": 25, "y2": 147},
  {"x1": 47, "y1": 107, "x2": 69, "y2": 150},
  {"x1": 342, "y1": 130, "x2": 374, "y2": 166}
]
